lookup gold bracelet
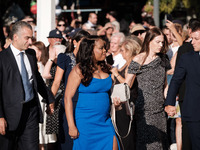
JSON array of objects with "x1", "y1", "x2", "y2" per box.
[{"x1": 116, "y1": 74, "x2": 120, "y2": 78}]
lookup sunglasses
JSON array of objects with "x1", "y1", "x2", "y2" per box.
[{"x1": 57, "y1": 24, "x2": 66, "y2": 27}]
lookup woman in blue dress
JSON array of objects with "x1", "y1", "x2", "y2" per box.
[
  {"x1": 51, "y1": 30, "x2": 90, "y2": 149},
  {"x1": 64, "y1": 36, "x2": 120, "y2": 150}
]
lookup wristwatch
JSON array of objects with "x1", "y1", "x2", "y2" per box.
[{"x1": 48, "y1": 59, "x2": 53, "y2": 62}]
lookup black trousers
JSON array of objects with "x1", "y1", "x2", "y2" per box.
[{"x1": 0, "y1": 100, "x2": 39, "y2": 150}]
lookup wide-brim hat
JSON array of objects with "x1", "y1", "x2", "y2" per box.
[
  {"x1": 130, "y1": 24, "x2": 146, "y2": 34},
  {"x1": 47, "y1": 29, "x2": 63, "y2": 38}
]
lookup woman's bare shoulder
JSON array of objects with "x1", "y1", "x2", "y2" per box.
[
  {"x1": 133, "y1": 53, "x2": 146, "y2": 64},
  {"x1": 71, "y1": 64, "x2": 83, "y2": 78}
]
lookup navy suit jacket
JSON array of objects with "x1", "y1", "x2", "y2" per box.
[
  {"x1": 165, "y1": 50, "x2": 200, "y2": 121},
  {"x1": 0, "y1": 47, "x2": 55, "y2": 131}
]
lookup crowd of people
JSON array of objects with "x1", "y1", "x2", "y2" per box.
[{"x1": 0, "y1": 10, "x2": 200, "y2": 150}]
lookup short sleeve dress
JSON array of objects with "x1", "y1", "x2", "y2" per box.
[{"x1": 128, "y1": 56, "x2": 170, "y2": 150}]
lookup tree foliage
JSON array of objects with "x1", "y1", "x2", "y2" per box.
[
  {"x1": 146, "y1": 0, "x2": 199, "y2": 14},
  {"x1": 182, "y1": 0, "x2": 190, "y2": 8},
  {"x1": 160, "y1": 0, "x2": 178, "y2": 14}
]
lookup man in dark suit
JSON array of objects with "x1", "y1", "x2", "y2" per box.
[
  {"x1": 0, "y1": 21, "x2": 55, "y2": 150},
  {"x1": 165, "y1": 23, "x2": 200, "y2": 150},
  {"x1": 173, "y1": 19, "x2": 200, "y2": 150}
]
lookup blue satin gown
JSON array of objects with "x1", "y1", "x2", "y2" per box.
[{"x1": 73, "y1": 75, "x2": 120, "y2": 150}]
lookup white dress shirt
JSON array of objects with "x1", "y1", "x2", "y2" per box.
[{"x1": 10, "y1": 44, "x2": 33, "y2": 84}]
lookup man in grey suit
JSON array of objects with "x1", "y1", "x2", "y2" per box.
[{"x1": 0, "y1": 21, "x2": 55, "y2": 150}]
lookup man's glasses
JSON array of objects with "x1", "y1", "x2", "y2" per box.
[{"x1": 57, "y1": 24, "x2": 65, "y2": 27}]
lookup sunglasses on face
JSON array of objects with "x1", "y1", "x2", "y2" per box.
[
  {"x1": 132, "y1": 30, "x2": 145, "y2": 36},
  {"x1": 57, "y1": 24, "x2": 66, "y2": 27}
]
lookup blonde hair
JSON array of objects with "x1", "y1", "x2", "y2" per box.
[{"x1": 121, "y1": 37, "x2": 142, "y2": 58}]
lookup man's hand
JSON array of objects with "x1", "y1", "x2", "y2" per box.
[
  {"x1": 0, "y1": 118, "x2": 7, "y2": 135},
  {"x1": 46, "y1": 102, "x2": 55, "y2": 115},
  {"x1": 165, "y1": 105, "x2": 176, "y2": 117}
]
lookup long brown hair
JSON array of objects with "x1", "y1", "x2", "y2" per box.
[
  {"x1": 32, "y1": 41, "x2": 48, "y2": 65},
  {"x1": 140, "y1": 27, "x2": 168, "y2": 61}
]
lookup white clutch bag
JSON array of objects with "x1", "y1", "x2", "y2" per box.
[{"x1": 111, "y1": 83, "x2": 130, "y2": 103}]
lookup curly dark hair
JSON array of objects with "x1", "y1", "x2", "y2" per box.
[{"x1": 76, "y1": 36, "x2": 111, "y2": 86}]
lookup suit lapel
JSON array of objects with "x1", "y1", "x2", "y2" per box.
[{"x1": 6, "y1": 47, "x2": 22, "y2": 84}]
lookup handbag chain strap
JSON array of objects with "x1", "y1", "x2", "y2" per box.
[{"x1": 111, "y1": 100, "x2": 133, "y2": 149}]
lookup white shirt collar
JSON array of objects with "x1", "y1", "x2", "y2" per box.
[
  {"x1": 88, "y1": 20, "x2": 95, "y2": 26},
  {"x1": 10, "y1": 44, "x2": 25, "y2": 56}
]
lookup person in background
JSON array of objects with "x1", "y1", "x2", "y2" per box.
[
  {"x1": 0, "y1": 21, "x2": 55, "y2": 150},
  {"x1": 162, "y1": 26, "x2": 173, "y2": 46},
  {"x1": 130, "y1": 24, "x2": 147, "y2": 42},
  {"x1": 111, "y1": 37, "x2": 142, "y2": 150},
  {"x1": 47, "y1": 29, "x2": 63, "y2": 57},
  {"x1": 57, "y1": 19, "x2": 67, "y2": 35},
  {"x1": 42, "y1": 43, "x2": 66, "y2": 150},
  {"x1": 109, "y1": 32, "x2": 126, "y2": 69},
  {"x1": 29, "y1": 41, "x2": 49, "y2": 150},
  {"x1": 98, "y1": 22, "x2": 114, "y2": 52},
  {"x1": 165, "y1": 22, "x2": 183, "y2": 150},
  {"x1": 125, "y1": 27, "x2": 170, "y2": 150},
  {"x1": 30, "y1": 41, "x2": 48, "y2": 76},
  {"x1": 129, "y1": 20, "x2": 136, "y2": 33},
  {"x1": 82, "y1": 13, "x2": 98, "y2": 30},
  {"x1": 64, "y1": 36, "x2": 121, "y2": 149},
  {"x1": 3, "y1": 37, "x2": 12, "y2": 49},
  {"x1": 106, "y1": 11, "x2": 120, "y2": 33},
  {"x1": 51, "y1": 30, "x2": 90, "y2": 150},
  {"x1": 162, "y1": 25, "x2": 177, "y2": 150},
  {"x1": 142, "y1": 16, "x2": 155, "y2": 29}
]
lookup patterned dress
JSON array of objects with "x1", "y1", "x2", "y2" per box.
[
  {"x1": 128, "y1": 56, "x2": 170, "y2": 150},
  {"x1": 46, "y1": 63, "x2": 65, "y2": 135}
]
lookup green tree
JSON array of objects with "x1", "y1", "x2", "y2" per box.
[
  {"x1": 160, "y1": 0, "x2": 178, "y2": 14},
  {"x1": 146, "y1": 0, "x2": 200, "y2": 17},
  {"x1": 182, "y1": 0, "x2": 190, "y2": 8}
]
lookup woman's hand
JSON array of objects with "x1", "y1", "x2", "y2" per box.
[
  {"x1": 112, "y1": 97, "x2": 122, "y2": 110},
  {"x1": 111, "y1": 67, "x2": 119, "y2": 77},
  {"x1": 69, "y1": 126, "x2": 79, "y2": 139},
  {"x1": 166, "y1": 20, "x2": 176, "y2": 32}
]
